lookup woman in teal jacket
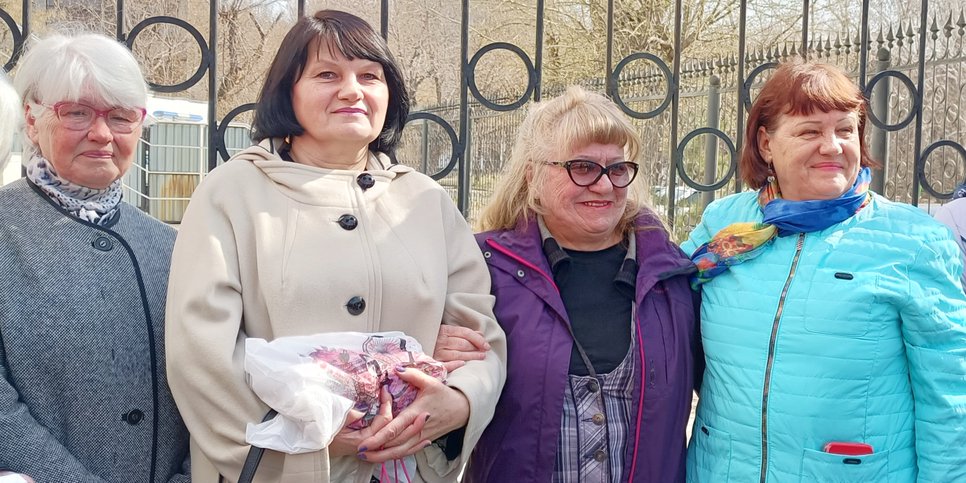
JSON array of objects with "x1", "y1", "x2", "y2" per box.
[{"x1": 682, "y1": 60, "x2": 966, "y2": 482}]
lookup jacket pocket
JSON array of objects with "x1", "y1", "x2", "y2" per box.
[
  {"x1": 799, "y1": 448, "x2": 889, "y2": 483},
  {"x1": 803, "y1": 269, "x2": 877, "y2": 336},
  {"x1": 686, "y1": 421, "x2": 732, "y2": 482}
]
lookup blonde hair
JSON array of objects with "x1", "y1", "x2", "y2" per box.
[{"x1": 477, "y1": 85, "x2": 650, "y2": 234}]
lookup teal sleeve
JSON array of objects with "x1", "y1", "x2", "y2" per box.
[{"x1": 899, "y1": 233, "x2": 966, "y2": 481}]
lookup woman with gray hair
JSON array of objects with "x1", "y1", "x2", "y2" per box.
[{"x1": 0, "y1": 33, "x2": 189, "y2": 482}]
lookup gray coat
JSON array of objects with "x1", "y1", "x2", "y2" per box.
[{"x1": 0, "y1": 179, "x2": 189, "y2": 482}]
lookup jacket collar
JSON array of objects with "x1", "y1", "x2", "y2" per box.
[
  {"x1": 630, "y1": 209, "x2": 696, "y2": 297},
  {"x1": 536, "y1": 215, "x2": 638, "y2": 299},
  {"x1": 481, "y1": 216, "x2": 550, "y2": 272},
  {"x1": 480, "y1": 209, "x2": 695, "y2": 294},
  {"x1": 227, "y1": 139, "x2": 412, "y2": 206}
]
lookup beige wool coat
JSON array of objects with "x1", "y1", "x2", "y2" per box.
[{"x1": 165, "y1": 140, "x2": 507, "y2": 483}]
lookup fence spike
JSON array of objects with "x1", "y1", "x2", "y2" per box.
[
  {"x1": 958, "y1": 9, "x2": 966, "y2": 31},
  {"x1": 931, "y1": 14, "x2": 941, "y2": 40}
]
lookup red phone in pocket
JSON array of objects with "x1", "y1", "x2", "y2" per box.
[{"x1": 823, "y1": 442, "x2": 874, "y2": 455}]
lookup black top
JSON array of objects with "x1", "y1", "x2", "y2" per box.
[{"x1": 553, "y1": 243, "x2": 634, "y2": 376}]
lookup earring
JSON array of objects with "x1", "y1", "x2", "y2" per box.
[{"x1": 284, "y1": 134, "x2": 291, "y2": 145}]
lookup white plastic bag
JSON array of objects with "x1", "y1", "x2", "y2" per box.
[{"x1": 243, "y1": 331, "x2": 446, "y2": 455}]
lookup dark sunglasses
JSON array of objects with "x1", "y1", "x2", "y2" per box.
[{"x1": 544, "y1": 159, "x2": 639, "y2": 188}]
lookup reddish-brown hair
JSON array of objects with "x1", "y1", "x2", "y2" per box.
[{"x1": 740, "y1": 60, "x2": 877, "y2": 189}]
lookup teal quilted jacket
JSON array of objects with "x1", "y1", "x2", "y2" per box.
[{"x1": 681, "y1": 191, "x2": 966, "y2": 483}]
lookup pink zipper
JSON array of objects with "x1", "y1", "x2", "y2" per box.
[
  {"x1": 627, "y1": 307, "x2": 646, "y2": 483},
  {"x1": 484, "y1": 239, "x2": 560, "y2": 292}
]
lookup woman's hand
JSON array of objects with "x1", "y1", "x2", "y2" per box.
[
  {"x1": 434, "y1": 325, "x2": 491, "y2": 372},
  {"x1": 328, "y1": 386, "x2": 396, "y2": 457},
  {"x1": 356, "y1": 366, "x2": 470, "y2": 463}
]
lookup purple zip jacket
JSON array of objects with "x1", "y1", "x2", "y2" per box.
[{"x1": 464, "y1": 211, "x2": 701, "y2": 483}]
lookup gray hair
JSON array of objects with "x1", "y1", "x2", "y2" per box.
[
  {"x1": 0, "y1": 73, "x2": 21, "y2": 169},
  {"x1": 14, "y1": 32, "x2": 148, "y2": 161}
]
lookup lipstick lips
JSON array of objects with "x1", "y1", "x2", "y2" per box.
[{"x1": 335, "y1": 107, "x2": 367, "y2": 115}]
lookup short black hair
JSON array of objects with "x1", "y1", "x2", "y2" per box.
[{"x1": 252, "y1": 9, "x2": 410, "y2": 154}]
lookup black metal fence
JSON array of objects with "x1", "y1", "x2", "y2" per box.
[{"x1": 1, "y1": 0, "x2": 963, "y2": 240}]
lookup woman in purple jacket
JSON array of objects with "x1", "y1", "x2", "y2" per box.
[{"x1": 458, "y1": 86, "x2": 701, "y2": 482}]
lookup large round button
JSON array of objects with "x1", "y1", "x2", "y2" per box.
[
  {"x1": 593, "y1": 449, "x2": 607, "y2": 462},
  {"x1": 123, "y1": 409, "x2": 144, "y2": 425},
  {"x1": 591, "y1": 413, "x2": 605, "y2": 425},
  {"x1": 346, "y1": 296, "x2": 366, "y2": 315},
  {"x1": 92, "y1": 236, "x2": 113, "y2": 251},
  {"x1": 357, "y1": 173, "x2": 375, "y2": 190},
  {"x1": 586, "y1": 380, "x2": 599, "y2": 393},
  {"x1": 337, "y1": 214, "x2": 358, "y2": 231}
]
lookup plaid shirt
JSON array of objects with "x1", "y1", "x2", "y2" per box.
[{"x1": 552, "y1": 324, "x2": 638, "y2": 483}]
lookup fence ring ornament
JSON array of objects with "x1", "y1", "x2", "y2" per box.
[
  {"x1": 741, "y1": 62, "x2": 778, "y2": 110},
  {"x1": 404, "y1": 112, "x2": 461, "y2": 179},
  {"x1": 126, "y1": 16, "x2": 210, "y2": 93},
  {"x1": 216, "y1": 102, "x2": 256, "y2": 161},
  {"x1": 610, "y1": 53, "x2": 673, "y2": 120},
  {"x1": 675, "y1": 127, "x2": 738, "y2": 191},
  {"x1": 863, "y1": 70, "x2": 920, "y2": 131},
  {"x1": 916, "y1": 140, "x2": 966, "y2": 199},
  {"x1": 466, "y1": 42, "x2": 536, "y2": 112},
  {"x1": 0, "y1": 9, "x2": 23, "y2": 71}
]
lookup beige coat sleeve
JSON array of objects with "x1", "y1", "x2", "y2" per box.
[
  {"x1": 164, "y1": 174, "x2": 330, "y2": 482},
  {"x1": 416, "y1": 193, "x2": 508, "y2": 482}
]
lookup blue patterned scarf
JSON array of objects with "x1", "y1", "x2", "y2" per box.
[
  {"x1": 25, "y1": 154, "x2": 123, "y2": 226},
  {"x1": 690, "y1": 167, "x2": 872, "y2": 286}
]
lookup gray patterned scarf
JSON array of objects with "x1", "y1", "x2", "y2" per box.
[{"x1": 25, "y1": 154, "x2": 123, "y2": 225}]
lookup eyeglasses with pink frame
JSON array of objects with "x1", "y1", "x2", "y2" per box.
[{"x1": 42, "y1": 101, "x2": 146, "y2": 134}]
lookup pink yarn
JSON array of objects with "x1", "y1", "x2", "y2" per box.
[{"x1": 307, "y1": 335, "x2": 447, "y2": 429}]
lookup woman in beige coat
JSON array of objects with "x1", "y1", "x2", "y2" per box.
[{"x1": 165, "y1": 10, "x2": 506, "y2": 483}]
